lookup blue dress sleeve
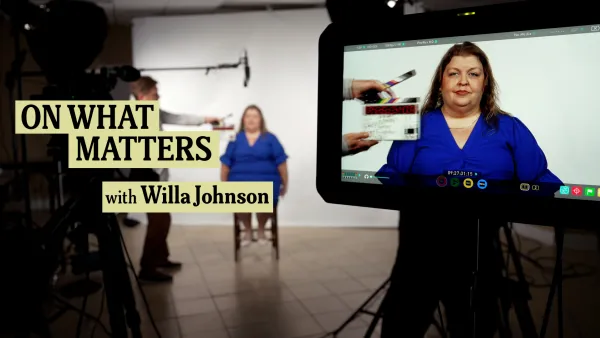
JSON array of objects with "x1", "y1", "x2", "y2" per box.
[
  {"x1": 511, "y1": 118, "x2": 562, "y2": 184},
  {"x1": 269, "y1": 133, "x2": 288, "y2": 166},
  {"x1": 376, "y1": 141, "x2": 418, "y2": 185},
  {"x1": 220, "y1": 137, "x2": 236, "y2": 167}
]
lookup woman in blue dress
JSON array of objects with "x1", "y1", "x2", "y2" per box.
[
  {"x1": 220, "y1": 105, "x2": 288, "y2": 246},
  {"x1": 378, "y1": 42, "x2": 561, "y2": 337}
]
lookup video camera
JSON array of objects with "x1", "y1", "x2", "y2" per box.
[
  {"x1": 1, "y1": 1, "x2": 146, "y2": 337},
  {"x1": 2, "y1": 0, "x2": 142, "y2": 181}
]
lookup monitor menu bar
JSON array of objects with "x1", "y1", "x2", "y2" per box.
[
  {"x1": 341, "y1": 170, "x2": 600, "y2": 201},
  {"x1": 344, "y1": 24, "x2": 600, "y2": 52}
]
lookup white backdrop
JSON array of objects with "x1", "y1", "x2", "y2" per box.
[
  {"x1": 342, "y1": 33, "x2": 600, "y2": 187},
  {"x1": 130, "y1": 9, "x2": 400, "y2": 227}
]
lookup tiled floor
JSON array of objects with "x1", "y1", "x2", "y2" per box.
[{"x1": 44, "y1": 224, "x2": 600, "y2": 338}]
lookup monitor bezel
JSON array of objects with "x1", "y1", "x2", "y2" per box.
[{"x1": 316, "y1": 1, "x2": 599, "y2": 229}]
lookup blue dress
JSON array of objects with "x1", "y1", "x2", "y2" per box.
[
  {"x1": 376, "y1": 109, "x2": 562, "y2": 193},
  {"x1": 220, "y1": 132, "x2": 288, "y2": 205}
]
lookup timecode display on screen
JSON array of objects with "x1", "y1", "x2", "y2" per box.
[{"x1": 446, "y1": 171, "x2": 480, "y2": 178}]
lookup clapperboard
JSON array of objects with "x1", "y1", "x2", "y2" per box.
[{"x1": 360, "y1": 70, "x2": 421, "y2": 141}]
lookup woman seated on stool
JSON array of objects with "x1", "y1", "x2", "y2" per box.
[{"x1": 220, "y1": 104, "x2": 289, "y2": 246}]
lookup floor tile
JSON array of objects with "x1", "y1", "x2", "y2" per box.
[{"x1": 41, "y1": 224, "x2": 600, "y2": 338}]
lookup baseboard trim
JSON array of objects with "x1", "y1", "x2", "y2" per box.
[{"x1": 25, "y1": 203, "x2": 598, "y2": 252}]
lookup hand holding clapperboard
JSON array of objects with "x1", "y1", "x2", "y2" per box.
[{"x1": 357, "y1": 70, "x2": 420, "y2": 141}]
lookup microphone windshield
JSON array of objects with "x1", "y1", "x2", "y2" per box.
[{"x1": 118, "y1": 66, "x2": 141, "y2": 82}]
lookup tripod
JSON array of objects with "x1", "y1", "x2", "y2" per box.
[
  {"x1": 319, "y1": 275, "x2": 447, "y2": 338},
  {"x1": 490, "y1": 222, "x2": 565, "y2": 338},
  {"x1": 321, "y1": 220, "x2": 542, "y2": 338},
  {"x1": 318, "y1": 275, "x2": 390, "y2": 338},
  {"x1": 492, "y1": 222, "x2": 538, "y2": 338},
  {"x1": 42, "y1": 175, "x2": 142, "y2": 338}
]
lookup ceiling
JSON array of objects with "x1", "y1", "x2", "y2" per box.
[{"x1": 29, "y1": 0, "x2": 525, "y2": 24}]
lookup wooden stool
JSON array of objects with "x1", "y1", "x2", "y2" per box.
[{"x1": 234, "y1": 208, "x2": 279, "y2": 262}]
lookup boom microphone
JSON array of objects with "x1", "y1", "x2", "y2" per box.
[{"x1": 243, "y1": 49, "x2": 250, "y2": 87}]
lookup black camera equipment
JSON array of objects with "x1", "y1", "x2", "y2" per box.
[
  {"x1": 320, "y1": 221, "x2": 540, "y2": 338},
  {"x1": 42, "y1": 174, "x2": 146, "y2": 338},
  {"x1": 317, "y1": 1, "x2": 598, "y2": 337},
  {"x1": 0, "y1": 0, "x2": 159, "y2": 337}
]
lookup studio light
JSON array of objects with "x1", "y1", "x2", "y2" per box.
[
  {"x1": 0, "y1": 0, "x2": 109, "y2": 84},
  {"x1": 387, "y1": 0, "x2": 398, "y2": 8}
]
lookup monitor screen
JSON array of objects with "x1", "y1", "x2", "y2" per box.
[{"x1": 341, "y1": 24, "x2": 600, "y2": 201}]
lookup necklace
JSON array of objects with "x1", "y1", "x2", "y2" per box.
[
  {"x1": 442, "y1": 107, "x2": 480, "y2": 129},
  {"x1": 449, "y1": 117, "x2": 479, "y2": 130}
]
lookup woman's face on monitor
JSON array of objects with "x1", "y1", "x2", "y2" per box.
[
  {"x1": 441, "y1": 55, "x2": 485, "y2": 111},
  {"x1": 243, "y1": 108, "x2": 261, "y2": 131}
]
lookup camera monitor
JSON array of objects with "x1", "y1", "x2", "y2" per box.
[{"x1": 317, "y1": 2, "x2": 600, "y2": 227}]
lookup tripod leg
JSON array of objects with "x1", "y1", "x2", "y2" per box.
[
  {"x1": 363, "y1": 292, "x2": 386, "y2": 338},
  {"x1": 556, "y1": 226, "x2": 564, "y2": 338},
  {"x1": 321, "y1": 276, "x2": 391, "y2": 337},
  {"x1": 492, "y1": 231, "x2": 512, "y2": 338},
  {"x1": 470, "y1": 219, "x2": 482, "y2": 338},
  {"x1": 94, "y1": 215, "x2": 129, "y2": 338},
  {"x1": 106, "y1": 214, "x2": 143, "y2": 338},
  {"x1": 76, "y1": 227, "x2": 90, "y2": 338},
  {"x1": 502, "y1": 225, "x2": 538, "y2": 338}
]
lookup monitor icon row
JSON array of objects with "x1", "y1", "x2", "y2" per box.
[
  {"x1": 559, "y1": 185, "x2": 599, "y2": 197},
  {"x1": 519, "y1": 183, "x2": 540, "y2": 191},
  {"x1": 437, "y1": 176, "x2": 487, "y2": 189}
]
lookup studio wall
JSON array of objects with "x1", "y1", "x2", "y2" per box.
[{"x1": 131, "y1": 9, "x2": 400, "y2": 227}]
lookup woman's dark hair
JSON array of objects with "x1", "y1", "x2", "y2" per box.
[
  {"x1": 421, "y1": 41, "x2": 509, "y2": 124},
  {"x1": 238, "y1": 104, "x2": 267, "y2": 134}
]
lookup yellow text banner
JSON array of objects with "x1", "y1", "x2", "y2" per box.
[
  {"x1": 15, "y1": 100, "x2": 161, "y2": 134},
  {"x1": 68, "y1": 131, "x2": 220, "y2": 169},
  {"x1": 102, "y1": 181, "x2": 274, "y2": 213}
]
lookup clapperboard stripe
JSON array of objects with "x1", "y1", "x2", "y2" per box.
[
  {"x1": 375, "y1": 97, "x2": 420, "y2": 104},
  {"x1": 383, "y1": 69, "x2": 417, "y2": 88}
]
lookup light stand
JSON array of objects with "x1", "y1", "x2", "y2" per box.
[
  {"x1": 4, "y1": 22, "x2": 33, "y2": 228},
  {"x1": 47, "y1": 142, "x2": 66, "y2": 207},
  {"x1": 56, "y1": 159, "x2": 65, "y2": 205},
  {"x1": 3, "y1": 46, "x2": 25, "y2": 165}
]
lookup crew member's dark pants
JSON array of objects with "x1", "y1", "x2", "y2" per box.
[
  {"x1": 381, "y1": 212, "x2": 502, "y2": 338},
  {"x1": 140, "y1": 212, "x2": 171, "y2": 270},
  {"x1": 129, "y1": 169, "x2": 171, "y2": 271}
]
